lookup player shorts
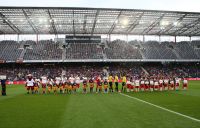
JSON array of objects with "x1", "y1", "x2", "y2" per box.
[
  {"x1": 76, "y1": 84, "x2": 80, "y2": 88},
  {"x1": 150, "y1": 85, "x2": 154, "y2": 88},
  {"x1": 68, "y1": 85, "x2": 72, "y2": 90},
  {"x1": 140, "y1": 84, "x2": 144, "y2": 89},
  {"x1": 53, "y1": 86, "x2": 57, "y2": 91},
  {"x1": 83, "y1": 85, "x2": 87, "y2": 89},
  {"x1": 122, "y1": 82, "x2": 126, "y2": 87},
  {"x1": 60, "y1": 86, "x2": 64, "y2": 90},
  {"x1": 90, "y1": 83, "x2": 94, "y2": 88},
  {"x1": 98, "y1": 86, "x2": 102, "y2": 89},
  {"x1": 154, "y1": 85, "x2": 159, "y2": 89},
  {"x1": 34, "y1": 86, "x2": 38, "y2": 91},
  {"x1": 135, "y1": 86, "x2": 139, "y2": 88},
  {"x1": 176, "y1": 83, "x2": 179, "y2": 87},
  {"x1": 104, "y1": 85, "x2": 108, "y2": 89},
  {"x1": 183, "y1": 84, "x2": 188, "y2": 87},
  {"x1": 42, "y1": 84, "x2": 46, "y2": 88},
  {"x1": 27, "y1": 86, "x2": 34, "y2": 91},
  {"x1": 145, "y1": 85, "x2": 149, "y2": 89},
  {"x1": 127, "y1": 84, "x2": 131, "y2": 89}
]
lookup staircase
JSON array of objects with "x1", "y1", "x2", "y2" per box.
[
  {"x1": 141, "y1": 66, "x2": 149, "y2": 75},
  {"x1": 17, "y1": 48, "x2": 27, "y2": 61},
  {"x1": 62, "y1": 48, "x2": 66, "y2": 60},
  {"x1": 172, "y1": 49, "x2": 182, "y2": 59}
]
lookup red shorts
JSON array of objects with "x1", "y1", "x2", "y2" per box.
[
  {"x1": 159, "y1": 84, "x2": 163, "y2": 87},
  {"x1": 170, "y1": 84, "x2": 174, "y2": 87},
  {"x1": 130, "y1": 85, "x2": 134, "y2": 89},
  {"x1": 127, "y1": 84, "x2": 131, "y2": 89},
  {"x1": 76, "y1": 84, "x2": 80, "y2": 88},
  {"x1": 42, "y1": 84, "x2": 46, "y2": 88},
  {"x1": 150, "y1": 85, "x2": 154, "y2": 88},
  {"x1": 27, "y1": 86, "x2": 34, "y2": 90},
  {"x1": 164, "y1": 84, "x2": 168, "y2": 87},
  {"x1": 183, "y1": 84, "x2": 188, "y2": 87},
  {"x1": 145, "y1": 85, "x2": 149, "y2": 89},
  {"x1": 135, "y1": 86, "x2": 139, "y2": 88},
  {"x1": 176, "y1": 83, "x2": 179, "y2": 87},
  {"x1": 140, "y1": 84, "x2": 145, "y2": 89},
  {"x1": 154, "y1": 85, "x2": 159, "y2": 89}
]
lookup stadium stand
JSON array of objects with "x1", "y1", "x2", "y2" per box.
[
  {"x1": 66, "y1": 43, "x2": 104, "y2": 59},
  {"x1": 23, "y1": 40, "x2": 62, "y2": 60},
  {"x1": 0, "y1": 63, "x2": 199, "y2": 81},
  {"x1": 105, "y1": 40, "x2": 142, "y2": 59},
  {"x1": 0, "y1": 39, "x2": 200, "y2": 61},
  {"x1": 0, "y1": 40, "x2": 22, "y2": 61}
]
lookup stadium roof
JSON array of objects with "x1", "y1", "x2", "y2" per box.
[{"x1": 1, "y1": 6, "x2": 200, "y2": 36}]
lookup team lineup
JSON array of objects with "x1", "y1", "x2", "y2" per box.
[{"x1": 25, "y1": 74, "x2": 189, "y2": 94}]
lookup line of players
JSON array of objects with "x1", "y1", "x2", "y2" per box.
[{"x1": 25, "y1": 74, "x2": 188, "y2": 94}]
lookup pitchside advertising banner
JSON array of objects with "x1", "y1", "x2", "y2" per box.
[{"x1": 1, "y1": 78, "x2": 200, "y2": 85}]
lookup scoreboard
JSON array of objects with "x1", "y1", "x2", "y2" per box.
[{"x1": 65, "y1": 35, "x2": 101, "y2": 43}]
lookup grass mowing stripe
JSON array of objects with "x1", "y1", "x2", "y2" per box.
[{"x1": 120, "y1": 93, "x2": 200, "y2": 123}]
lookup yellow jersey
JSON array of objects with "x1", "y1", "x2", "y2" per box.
[
  {"x1": 108, "y1": 76, "x2": 113, "y2": 82},
  {"x1": 114, "y1": 76, "x2": 119, "y2": 82},
  {"x1": 122, "y1": 76, "x2": 126, "y2": 83}
]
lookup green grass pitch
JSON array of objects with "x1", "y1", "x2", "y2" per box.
[{"x1": 0, "y1": 81, "x2": 200, "y2": 128}]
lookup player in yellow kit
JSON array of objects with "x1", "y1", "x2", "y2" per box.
[
  {"x1": 121, "y1": 74, "x2": 127, "y2": 92},
  {"x1": 108, "y1": 74, "x2": 113, "y2": 92},
  {"x1": 114, "y1": 74, "x2": 119, "y2": 92}
]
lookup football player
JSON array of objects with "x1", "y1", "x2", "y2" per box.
[{"x1": 26, "y1": 74, "x2": 34, "y2": 94}]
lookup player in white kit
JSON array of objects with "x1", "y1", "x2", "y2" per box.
[
  {"x1": 175, "y1": 78, "x2": 180, "y2": 90},
  {"x1": 159, "y1": 78, "x2": 163, "y2": 91},
  {"x1": 140, "y1": 79, "x2": 145, "y2": 91},
  {"x1": 154, "y1": 80, "x2": 159, "y2": 91},
  {"x1": 26, "y1": 74, "x2": 35, "y2": 94},
  {"x1": 164, "y1": 78, "x2": 169, "y2": 91},
  {"x1": 41, "y1": 76, "x2": 47, "y2": 94},
  {"x1": 135, "y1": 79, "x2": 140, "y2": 92},
  {"x1": 183, "y1": 78, "x2": 188, "y2": 90},
  {"x1": 149, "y1": 79, "x2": 154, "y2": 92},
  {"x1": 69, "y1": 75, "x2": 75, "y2": 93}
]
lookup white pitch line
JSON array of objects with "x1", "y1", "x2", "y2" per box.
[{"x1": 120, "y1": 93, "x2": 200, "y2": 123}]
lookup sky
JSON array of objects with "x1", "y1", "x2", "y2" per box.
[{"x1": 0, "y1": 0, "x2": 200, "y2": 12}]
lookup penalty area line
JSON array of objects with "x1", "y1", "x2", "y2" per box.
[{"x1": 120, "y1": 93, "x2": 200, "y2": 123}]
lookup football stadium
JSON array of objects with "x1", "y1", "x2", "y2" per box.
[{"x1": 0, "y1": 1, "x2": 200, "y2": 128}]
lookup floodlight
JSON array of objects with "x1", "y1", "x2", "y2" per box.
[
  {"x1": 173, "y1": 21, "x2": 178, "y2": 26},
  {"x1": 160, "y1": 21, "x2": 169, "y2": 26}
]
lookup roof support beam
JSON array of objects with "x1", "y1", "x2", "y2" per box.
[
  {"x1": 141, "y1": 14, "x2": 165, "y2": 35},
  {"x1": 47, "y1": 10, "x2": 57, "y2": 34},
  {"x1": 108, "y1": 11, "x2": 122, "y2": 35},
  {"x1": 157, "y1": 14, "x2": 187, "y2": 35},
  {"x1": 172, "y1": 18, "x2": 200, "y2": 35},
  {"x1": 22, "y1": 9, "x2": 38, "y2": 34},
  {"x1": 91, "y1": 10, "x2": 99, "y2": 36},
  {"x1": 73, "y1": 10, "x2": 75, "y2": 36},
  {"x1": 0, "y1": 12, "x2": 21, "y2": 34},
  {"x1": 126, "y1": 12, "x2": 144, "y2": 34},
  {"x1": 83, "y1": 15, "x2": 87, "y2": 34},
  {"x1": 190, "y1": 26, "x2": 200, "y2": 35},
  {"x1": 177, "y1": 20, "x2": 200, "y2": 35}
]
